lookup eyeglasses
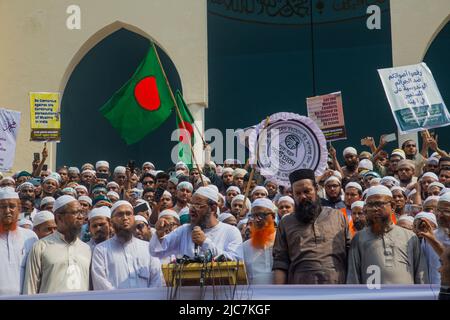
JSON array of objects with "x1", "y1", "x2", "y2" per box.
[
  {"x1": 64, "y1": 209, "x2": 84, "y2": 217},
  {"x1": 249, "y1": 212, "x2": 271, "y2": 220},
  {"x1": 365, "y1": 201, "x2": 390, "y2": 209}
]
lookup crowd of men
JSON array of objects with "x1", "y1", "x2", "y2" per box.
[{"x1": 1, "y1": 131, "x2": 450, "y2": 299}]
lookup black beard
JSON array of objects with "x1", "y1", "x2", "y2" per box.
[
  {"x1": 368, "y1": 215, "x2": 391, "y2": 235},
  {"x1": 294, "y1": 199, "x2": 322, "y2": 224},
  {"x1": 114, "y1": 225, "x2": 133, "y2": 242},
  {"x1": 353, "y1": 220, "x2": 367, "y2": 231},
  {"x1": 346, "y1": 162, "x2": 358, "y2": 171},
  {"x1": 64, "y1": 224, "x2": 82, "y2": 243},
  {"x1": 93, "y1": 231, "x2": 108, "y2": 244}
]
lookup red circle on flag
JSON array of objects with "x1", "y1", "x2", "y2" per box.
[{"x1": 134, "y1": 76, "x2": 161, "y2": 111}]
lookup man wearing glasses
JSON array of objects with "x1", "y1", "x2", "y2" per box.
[
  {"x1": 150, "y1": 186, "x2": 242, "y2": 261},
  {"x1": 23, "y1": 195, "x2": 92, "y2": 294},
  {"x1": 347, "y1": 185, "x2": 428, "y2": 284}
]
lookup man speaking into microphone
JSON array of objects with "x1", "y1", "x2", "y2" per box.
[{"x1": 149, "y1": 186, "x2": 243, "y2": 261}]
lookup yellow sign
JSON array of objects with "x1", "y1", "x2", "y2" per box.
[{"x1": 29, "y1": 92, "x2": 61, "y2": 141}]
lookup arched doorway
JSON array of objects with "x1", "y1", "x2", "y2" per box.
[
  {"x1": 424, "y1": 20, "x2": 450, "y2": 151},
  {"x1": 57, "y1": 27, "x2": 182, "y2": 170}
]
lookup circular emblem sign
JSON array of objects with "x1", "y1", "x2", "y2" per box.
[{"x1": 248, "y1": 112, "x2": 328, "y2": 187}]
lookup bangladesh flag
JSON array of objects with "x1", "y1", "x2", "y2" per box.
[
  {"x1": 175, "y1": 90, "x2": 195, "y2": 167},
  {"x1": 100, "y1": 42, "x2": 174, "y2": 145}
]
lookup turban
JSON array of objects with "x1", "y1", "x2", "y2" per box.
[
  {"x1": 251, "y1": 186, "x2": 268, "y2": 196},
  {"x1": 158, "y1": 209, "x2": 180, "y2": 221},
  {"x1": 278, "y1": 196, "x2": 295, "y2": 206},
  {"x1": 415, "y1": 211, "x2": 437, "y2": 227},
  {"x1": 343, "y1": 147, "x2": 358, "y2": 157},
  {"x1": 53, "y1": 195, "x2": 77, "y2": 212},
  {"x1": 218, "y1": 213, "x2": 234, "y2": 222},
  {"x1": 114, "y1": 166, "x2": 126, "y2": 175},
  {"x1": 110, "y1": 200, "x2": 133, "y2": 216},
  {"x1": 397, "y1": 159, "x2": 415, "y2": 170},
  {"x1": 95, "y1": 161, "x2": 109, "y2": 169},
  {"x1": 177, "y1": 181, "x2": 193, "y2": 192},
  {"x1": 251, "y1": 198, "x2": 275, "y2": 211},
  {"x1": 0, "y1": 187, "x2": 19, "y2": 200},
  {"x1": 428, "y1": 182, "x2": 445, "y2": 191},
  {"x1": 40, "y1": 196, "x2": 55, "y2": 208},
  {"x1": 289, "y1": 169, "x2": 315, "y2": 185},
  {"x1": 439, "y1": 192, "x2": 450, "y2": 203},
  {"x1": 324, "y1": 176, "x2": 341, "y2": 186},
  {"x1": 33, "y1": 211, "x2": 55, "y2": 226},
  {"x1": 345, "y1": 182, "x2": 362, "y2": 192},
  {"x1": 358, "y1": 159, "x2": 373, "y2": 171},
  {"x1": 226, "y1": 186, "x2": 241, "y2": 194},
  {"x1": 18, "y1": 218, "x2": 33, "y2": 228},
  {"x1": 420, "y1": 172, "x2": 439, "y2": 182},
  {"x1": 365, "y1": 185, "x2": 392, "y2": 198},
  {"x1": 351, "y1": 201, "x2": 365, "y2": 210},
  {"x1": 135, "y1": 215, "x2": 149, "y2": 224},
  {"x1": 78, "y1": 196, "x2": 93, "y2": 206},
  {"x1": 194, "y1": 186, "x2": 218, "y2": 203},
  {"x1": 88, "y1": 206, "x2": 111, "y2": 220}
]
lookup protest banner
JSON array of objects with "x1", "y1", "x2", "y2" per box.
[
  {"x1": 0, "y1": 108, "x2": 21, "y2": 171},
  {"x1": 306, "y1": 91, "x2": 347, "y2": 142},
  {"x1": 248, "y1": 112, "x2": 328, "y2": 187},
  {"x1": 378, "y1": 63, "x2": 450, "y2": 133},
  {"x1": 29, "y1": 92, "x2": 61, "y2": 141}
]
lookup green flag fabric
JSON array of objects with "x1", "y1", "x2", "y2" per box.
[
  {"x1": 100, "y1": 42, "x2": 174, "y2": 145},
  {"x1": 175, "y1": 90, "x2": 195, "y2": 167}
]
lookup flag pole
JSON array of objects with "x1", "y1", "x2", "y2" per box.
[
  {"x1": 239, "y1": 116, "x2": 270, "y2": 220},
  {"x1": 151, "y1": 42, "x2": 205, "y2": 185}
]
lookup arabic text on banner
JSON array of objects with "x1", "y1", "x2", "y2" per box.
[
  {"x1": 0, "y1": 108, "x2": 21, "y2": 171},
  {"x1": 378, "y1": 63, "x2": 450, "y2": 133},
  {"x1": 29, "y1": 92, "x2": 61, "y2": 141},
  {"x1": 306, "y1": 91, "x2": 347, "y2": 142}
]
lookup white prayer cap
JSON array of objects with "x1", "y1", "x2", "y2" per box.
[
  {"x1": 345, "y1": 182, "x2": 362, "y2": 192},
  {"x1": 53, "y1": 195, "x2": 78, "y2": 213},
  {"x1": 233, "y1": 168, "x2": 247, "y2": 177},
  {"x1": 68, "y1": 167, "x2": 80, "y2": 174},
  {"x1": 134, "y1": 215, "x2": 149, "y2": 224},
  {"x1": 17, "y1": 182, "x2": 34, "y2": 191},
  {"x1": 88, "y1": 206, "x2": 111, "y2": 220},
  {"x1": 420, "y1": 172, "x2": 439, "y2": 181},
  {"x1": 81, "y1": 169, "x2": 96, "y2": 176},
  {"x1": 176, "y1": 181, "x2": 193, "y2": 192},
  {"x1": 415, "y1": 211, "x2": 438, "y2": 227},
  {"x1": 175, "y1": 161, "x2": 188, "y2": 170},
  {"x1": 95, "y1": 161, "x2": 109, "y2": 169},
  {"x1": 391, "y1": 186, "x2": 407, "y2": 194},
  {"x1": 397, "y1": 159, "x2": 415, "y2": 170},
  {"x1": 196, "y1": 175, "x2": 211, "y2": 185},
  {"x1": 380, "y1": 176, "x2": 400, "y2": 187},
  {"x1": 407, "y1": 189, "x2": 417, "y2": 199},
  {"x1": 226, "y1": 186, "x2": 241, "y2": 194},
  {"x1": 440, "y1": 189, "x2": 450, "y2": 196},
  {"x1": 32, "y1": 211, "x2": 55, "y2": 226},
  {"x1": 423, "y1": 196, "x2": 440, "y2": 205},
  {"x1": 231, "y1": 194, "x2": 251, "y2": 209},
  {"x1": 365, "y1": 185, "x2": 392, "y2": 199},
  {"x1": 162, "y1": 190, "x2": 172, "y2": 199},
  {"x1": 207, "y1": 184, "x2": 219, "y2": 195},
  {"x1": 439, "y1": 192, "x2": 450, "y2": 203},
  {"x1": 0, "y1": 187, "x2": 19, "y2": 200},
  {"x1": 40, "y1": 196, "x2": 55, "y2": 208},
  {"x1": 62, "y1": 187, "x2": 77, "y2": 195},
  {"x1": 391, "y1": 149, "x2": 406, "y2": 159},
  {"x1": 324, "y1": 176, "x2": 341, "y2": 186},
  {"x1": 19, "y1": 218, "x2": 33, "y2": 228},
  {"x1": 222, "y1": 167, "x2": 234, "y2": 175},
  {"x1": 218, "y1": 212, "x2": 234, "y2": 222},
  {"x1": 333, "y1": 171, "x2": 343, "y2": 180},
  {"x1": 428, "y1": 182, "x2": 445, "y2": 191},
  {"x1": 158, "y1": 209, "x2": 180, "y2": 221},
  {"x1": 343, "y1": 147, "x2": 357, "y2": 157},
  {"x1": 426, "y1": 157, "x2": 439, "y2": 164},
  {"x1": 251, "y1": 186, "x2": 268, "y2": 196},
  {"x1": 237, "y1": 218, "x2": 248, "y2": 229},
  {"x1": 278, "y1": 196, "x2": 295, "y2": 206},
  {"x1": 142, "y1": 162, "x2": 155, "y2": 169},
  {"x1": 370, "y1": 178, "x2": 381, "y2": 186},
  {"x1": 81, "y1": 163, "x2": 94, "y2": 171},
  {"x1": 398, "y1": 215, "x2": 414, "y2": 223},
  {"x1": 43, "y1": 175, "x2": 60, "y2": 185},
  {"x1": 251, "y1": 198, "x2": 275, "y2": 212},
  {"x1": 351, "y1": 201, "x2": 365, "y2": 210},
  {"x1": 358, "y1": 159, "x2": 373, "y2": 171},
  {"x1": 430, "y1": 152, "x2": 440, "y2": 158},
  {"x1": 78, "y1": 196, "x2": 93, "y2": 206},
  {"x1": 194, "y1": 186, "x2": 218, "y2": 203},
  {"x1": 107, "y1": 191, "x2": 120, "y2": 199},
  {"x1": 168, "y1": 177, "x2": 179, "y2": 185},
  {"x1": 111, "y1": 200, "x2": 133, "y2": 215},
  {"x1": 1, "y1": 177, "x2": 15, "y2": 184},
  {"x1": 114, "y1": 166, "x2": 126, "y2": 175},
  {"x1": 75, "y1": 185, "x2": 88, "y2": 192},
  {"x1": 107, "y1": 181, "x2": 120, "y2": 189}
]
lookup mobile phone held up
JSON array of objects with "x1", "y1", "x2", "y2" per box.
[
  {"x1": 42, "y1": 164, "x2": 48, "y2": 171},
  {"x1": 154, "y1": 187, "x2": 165, "y2": 203},
  {"x1": 34, "y1": 153, "x2": 40, "y2": 162}
]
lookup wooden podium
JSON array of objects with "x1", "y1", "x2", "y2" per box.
[{"x1": 162, "y1": 261, "x2": 248, "y2": 287}]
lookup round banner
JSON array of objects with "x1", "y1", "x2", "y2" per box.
[{"x1": 248, "y1": 112, "x2": 328, "y2": 187}]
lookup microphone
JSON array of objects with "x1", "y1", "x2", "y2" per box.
[{"x1": 192, "y1": 225, "x2": 201, "y2": 258}]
